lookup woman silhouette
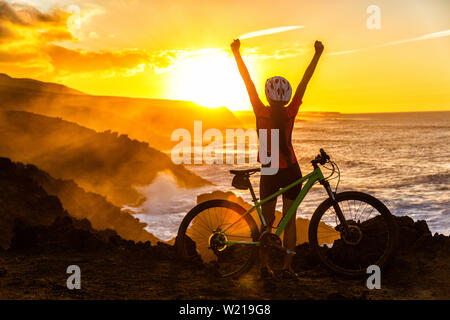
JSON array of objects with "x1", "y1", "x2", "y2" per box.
[{"x1": 231, "y1": 38, "x2": 324, "y2": 279}]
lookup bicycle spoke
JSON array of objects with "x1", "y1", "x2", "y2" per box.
[
  {"x1": 179, "y1": 203, "x2": 257, "y2": 278},
  {"x1": 313, "y1": 194, "x2": 395, "y2": 276},
  {"x1": 191, "y1": 217, "x2": 214, "y2": 235},
  {"x1": 357, "y1": 202, "x2": 369, "y2": 222}
]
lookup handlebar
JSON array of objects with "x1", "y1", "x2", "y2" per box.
[{"x1": 311, "y1": 148, "x2": 330, "y2": 167}]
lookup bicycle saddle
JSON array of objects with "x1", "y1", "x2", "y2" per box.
[{"x1": 229, "y1": 168, "x2": 261, "y2": 176}]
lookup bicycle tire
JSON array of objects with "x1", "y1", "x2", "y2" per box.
[
  {"x1": 309, "y1": 191, "x2": 398, "y2": 277},
  {"x1": 176, "y1": 199, "x2": 260, "y2": 278}
]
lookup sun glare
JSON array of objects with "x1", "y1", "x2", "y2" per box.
[{"x1": 167, "y1": 50, "x2": 252, "y2": 111}]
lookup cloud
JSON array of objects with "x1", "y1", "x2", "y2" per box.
[
  {"x1": 327, "y1": 29, "x2": 450, "y2": 56},
  {"x1": 0, "y1": 1, "x2": 155, "y2": 78},
  {"x1": 241, "y1": 45, "x2": 307, "y2": 61},
  {"x1": 0, "y1": 1, "x2": 70, "y2": 27},
  {"x1": 0, "y1": 1, "x2": 26, "y2": 25},
  {"x1": 66, "y1": 3, "x2": 104, "y2": 39},
  {"x1": 0, "y1": 1, "x2": 207, "y2": 80},
  {"x1": 0, "y1": 2, "x2": 305, "y2": 81},
  {"x1": 0, "y1": 24, "x2": 13, "y2": 39},
  {"x1": 0, "y1": 1, "x2": 73, "y2": 76},
  {"x1": 45, "y1": 45, "x2": 151, "y2": 75},
  {"x1": 0, "y1": 0, "x2": 74, "y2": 44},
  {"x1": 233, "y1": 29, "x2": 450, "y2": 61},
  {"x1": 88, "y1": 31, "x2": 99, "y2": 39},
  {"x1": 238, "y1": 26, "x2": 304, "y2": 40},
  {"x1": 0, "y1": 50, "x2": 38, "y2": 62},
  {"x1": 0, "y1": 1, "x2": 309, "y2": 82}
]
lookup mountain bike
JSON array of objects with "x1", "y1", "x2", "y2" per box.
[{"x1": 176, "y1": 149, "x2": 398, "y2": 278}]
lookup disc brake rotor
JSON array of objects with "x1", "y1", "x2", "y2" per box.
[{"x1": 342, "y1": 225, "x2": 363, "y2": 245}]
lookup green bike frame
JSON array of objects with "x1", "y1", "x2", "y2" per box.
[{"x1": 221, "y1": 166, "x2": 326, "y2": 246}]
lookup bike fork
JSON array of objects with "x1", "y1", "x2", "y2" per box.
[{"x1": 322, "y1": 180, "x2": 349, "y2": 233}]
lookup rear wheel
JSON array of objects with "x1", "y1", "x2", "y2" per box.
[
  {"x1": 176, "y1": 200, "x2": 259, "y2": 278},
  {"x1": 309, "y1": 191, "x2": 398, "y2": 277}
]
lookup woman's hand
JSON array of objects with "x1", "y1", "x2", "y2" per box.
[
  {"x1": 314, "y1": 40, "x2": 324, "y2": 55},
  {"x1": 231, "y1": 39, "x2": 241, "y2": 53}
]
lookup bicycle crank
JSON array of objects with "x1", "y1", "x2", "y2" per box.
[{"x1": 259, "y1": 232, "x2": 296, "y2": 256}]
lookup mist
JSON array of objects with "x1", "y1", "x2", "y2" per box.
[{"x1": 125, "y1": 172, "x2": 214, "y2": 240}]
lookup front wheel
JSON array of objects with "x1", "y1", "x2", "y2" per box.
[
  {"x1": 309, "y1": 191, "x2": 398, "y2": 277},
  {"x1": 176, "y1": 200, "x2": 259, "y2": 278}
]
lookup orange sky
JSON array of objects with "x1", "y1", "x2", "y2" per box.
[{"x1": 0, "y1": 0, "x2": 449, "y2": 112}]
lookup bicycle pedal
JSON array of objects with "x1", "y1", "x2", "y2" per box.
[
  {"x1": 285, "y1": 249, "x2": 296, "y2": 256},
  {"x1": 272, "y1": 245, "x2": 296, "y2": 256}
]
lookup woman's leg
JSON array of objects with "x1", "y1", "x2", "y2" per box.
[
  {"x1": 259, "y1": 174, "x2": 277, "y2": 272},
  {"x1": 260, "y1": 199, "x2": 277, "y2": 270},
  {"x1": 280, "y1": 163, "x2": 302, "y2": 272},
  {"x1": 282, "y1": 197, "x2": 297, "y2": 271}
]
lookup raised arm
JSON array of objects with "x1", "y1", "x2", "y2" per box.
[
  {"x1": 293, "y1": 40, "x2": 324, "y2": 102},
  {"x1": 231, "y1": 39, "x2": 263, "y2": 110}
]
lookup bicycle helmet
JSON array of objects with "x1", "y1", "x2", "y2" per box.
[{"x1": 265, "y1": 76, "x2": 292, "y2": 104}]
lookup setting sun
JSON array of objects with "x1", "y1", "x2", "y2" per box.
[{"x1": 167, "y1": 50, "x2": 251, "y2": 110}]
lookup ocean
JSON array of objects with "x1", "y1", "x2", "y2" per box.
[{"x1": 132, "y1": 111, "x2": 450, "y2": 240}]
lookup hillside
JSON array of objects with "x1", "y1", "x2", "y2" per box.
[
  {"x1": 0, "y1": 73, "x2": 242, "y2": 151},
  {"x1": 0, "y1": 73, "x2": 84, "y2": 96},
  {"x1": 0, "y1": 157, "x2": 160, "y2": 249},
  {"x1": 0, "y1": 158, "x2": 68, "y2": 249},
  {"x1": 0, "y1": 110, "x2": 210, "y2": 206}
]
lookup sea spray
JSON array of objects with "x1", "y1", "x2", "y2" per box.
[{"x1": 123, "y1": 172, "x2": 215, "y2": 240}]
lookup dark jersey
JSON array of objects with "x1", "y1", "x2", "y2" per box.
[
  {"x1": 253, "y1": 96, "x2": 301, "y2": 168},
  {"x1": 232, "y1": 50, "x2": 301, "y2": 168}
]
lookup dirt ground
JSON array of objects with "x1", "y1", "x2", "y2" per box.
[{"x1": 0, "y1": 236, "x2": 448, "y2": 300}]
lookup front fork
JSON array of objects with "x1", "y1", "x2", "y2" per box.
[{"x1": 321, "y1": 180, "x2": 350, "y2": 234}]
